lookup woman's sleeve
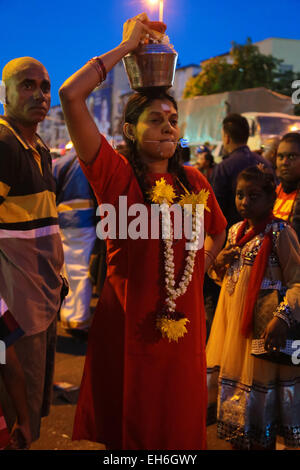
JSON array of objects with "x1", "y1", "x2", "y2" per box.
[
  {"x1": 79, "y1": 136, "x2": 133, "y2": 205},
  {"x1": 275, "y1": 225, "x2": 300, "y2": 324}
]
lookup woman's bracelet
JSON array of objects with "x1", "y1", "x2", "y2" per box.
[
  {"x1": 87, "y1": 57, "x2": 107, "y2": 85},
  {"x1": 273, "y1": 301, "x2": 296, "y2": 329}
]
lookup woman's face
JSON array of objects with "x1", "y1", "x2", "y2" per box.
[{"x1": 134, "y1": 99, "x2": 180, "y2": 163}]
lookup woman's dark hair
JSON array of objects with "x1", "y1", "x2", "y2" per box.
[
  {"x1": 237, "y1": 165, "x2": 277, "y2": 201},
  {"x1": 121, "y1": 89, "x2": 192, "y2": 202}
]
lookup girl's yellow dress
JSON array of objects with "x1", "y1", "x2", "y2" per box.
[{"x1": 206, "y1": 220, "x2": 300, "y2": 449}]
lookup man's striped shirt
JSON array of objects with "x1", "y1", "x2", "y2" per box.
[{"x1": 0, "y1": 117, "x2": 64, "y2": 335}]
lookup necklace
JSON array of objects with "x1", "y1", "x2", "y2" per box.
[{"x1": 149, "y1": 177, "x2": 210, "y2": 342}]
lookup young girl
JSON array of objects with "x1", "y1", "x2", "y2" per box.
[
  {"x1": 206, "y1": 165, "x2": 300, "y2": 450},
  {"x1": 59, "y1": 13, "x2": 227, "y2": 450}
]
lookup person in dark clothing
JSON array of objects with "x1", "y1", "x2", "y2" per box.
[{"x1": 210, "y1": 113, "x2": 271, "y2": 229}]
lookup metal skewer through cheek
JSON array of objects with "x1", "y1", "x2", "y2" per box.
[{"x1": 144, "y1": 140, "x2": 178, "y2": 144}]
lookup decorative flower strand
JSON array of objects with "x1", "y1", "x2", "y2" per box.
[
  {"x1": 149, "y1": 177, "x2": 176, "y2": 205},
  {"x1": 150, "y1": 178, "x2": 209, "y2": 342}
]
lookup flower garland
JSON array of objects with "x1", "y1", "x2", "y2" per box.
[{"x1": 149, "y1": 178, "x2": 210, "y2": 342}]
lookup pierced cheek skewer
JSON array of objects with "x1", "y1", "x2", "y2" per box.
[
  {"x1": 144, "y1": 140, "x2": 178, "y2": 144},
  {"x1": 144, "y1": 141, "x2": 178, "y2": 157}
]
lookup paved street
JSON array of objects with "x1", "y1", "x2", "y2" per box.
[{"x1": 30, "y1": 323, "x2": 231, "y2": 451}]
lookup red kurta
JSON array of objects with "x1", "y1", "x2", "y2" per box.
[{"x1": 72, "y1": 138, "x2": 227, "y2": 450}]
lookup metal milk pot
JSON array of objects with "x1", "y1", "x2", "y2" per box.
[{"x1": 123, "y1": 42, "x2": 178, "y2": 91}]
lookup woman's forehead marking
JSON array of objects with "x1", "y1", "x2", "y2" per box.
[{"x1": 161, "y1": 103, "x2": 171, "y2": 112}]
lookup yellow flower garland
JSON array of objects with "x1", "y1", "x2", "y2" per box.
[
  {"x1": 156, "y1": 317, "x2": 190, "y2": 343},
  {"x1": 150, "y1": 177, "x2": 210, "y2": 343},
  {"x1": 179, "y1": 188, "x2": 211, "y2": 213},
  {"x1": 148, "y1": 177, "x2": 176, "y2": 205}
]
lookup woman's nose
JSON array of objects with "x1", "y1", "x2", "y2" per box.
[{"x1": 161, "y1": 117, "x2": 172, "y2": 130}]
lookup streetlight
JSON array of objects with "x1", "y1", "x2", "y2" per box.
[{"x1": 148, "y1": 0, "x2": 164, "y2": 22}]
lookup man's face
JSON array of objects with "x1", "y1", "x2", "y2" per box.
[
  {"x1": 5, "y1": 64, "x2": 51, "y2": 125},
  {"x1": 276, "y1": 140, "x2": 300, "y2": 184}
]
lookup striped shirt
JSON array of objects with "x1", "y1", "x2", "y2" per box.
[{"x1": 0, "y1": 117, "x2": 64, "y2": 336}]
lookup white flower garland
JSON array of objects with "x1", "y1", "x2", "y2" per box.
[
  {"x1": 160, "y1": 202, "x2": 201, "y2": 312},
  {"x1": 149, "y1": 178, "x2": 209, "y2": 342}
]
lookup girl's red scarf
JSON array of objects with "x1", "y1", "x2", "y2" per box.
[{"x1": 235, "y1": 213, "x2": 275, "y2": 337}]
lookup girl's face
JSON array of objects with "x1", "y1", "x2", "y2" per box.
[
  {"x1": 134, "y1": 99, "x2": 180, "y2": 164},
  {"x1": 235, "y1": 178, "x2": 274, "y2": 224}
]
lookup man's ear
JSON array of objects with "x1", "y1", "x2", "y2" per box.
[
  {"x1": 223, "y1": 131, "x2": 230, "y2": 146},
  {"x1": 0, "y1": 81, "x2": 7, "y2": 106},
  {"x1": 123, "y1": 122, "x2": 136, "y2": 142}
]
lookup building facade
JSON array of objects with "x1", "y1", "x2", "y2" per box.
[
  {"x1": 201, "y1": 38, "x2": 300, "y2": 73},
  {"x1": 254, "y1": 38, "x2": 300, "y2": 73}
]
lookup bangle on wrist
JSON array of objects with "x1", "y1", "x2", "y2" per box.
[
  {"x1": 273, "y1": 301, "x2": 295, "y2": 329},
  {"x1": 87, "y1": 57, "x2": 107, "y2": 85}
]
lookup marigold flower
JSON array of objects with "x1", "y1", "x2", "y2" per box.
[
  {"x1": 156, "y1": 317, "x2": 190, "y2": 343},
  {"x1": 179, "y1": 189, "x2": 211, "y2": 213},
  {"x1": 149, "y1": 178, "x2": 176, "y2": 205}
]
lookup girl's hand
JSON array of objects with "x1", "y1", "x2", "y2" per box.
[
  {"x1": 215, "y1": 245, "x2": 240, "y2": 267},
  {"x1": 121, "y1": 13, "x2": 155, "y2": 52},
  {"x1": 261, "y1": 317, "x2": 289, "y2": 351}
]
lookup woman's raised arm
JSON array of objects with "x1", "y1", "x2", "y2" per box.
[{"x1": 59, "y1": 13, "x2": 154, "y2": 164}]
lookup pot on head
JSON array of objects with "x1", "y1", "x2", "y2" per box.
[{"x1": 123, "y1": 42, "x2": 178, "y2": 91}]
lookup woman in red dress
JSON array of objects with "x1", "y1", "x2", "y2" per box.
[{"x1": 59, "y1": 13, "x2": 227, "y2": 450}]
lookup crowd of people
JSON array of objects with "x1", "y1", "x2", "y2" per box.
[{"x1": 0, "y1": 12, "x2": 299, "y2": 451}]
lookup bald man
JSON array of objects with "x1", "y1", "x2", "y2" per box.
[{"x1": 0, "y1": 57, "x2": 64, "y2": 446}]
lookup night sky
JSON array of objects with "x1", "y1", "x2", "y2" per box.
[{"x1": 1, "y1": 0, "x2": 300, "y2": 107}]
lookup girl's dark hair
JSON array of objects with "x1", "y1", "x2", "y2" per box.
[
  {"x1": 237, "y1": 165, "x2": 277, "y2": 200},
  {"x1": 121, "y1": 89, "x2": 192, "y2": 202},
  {"x1": 280, "y1": 132, "x2": 300, "y2": 149}
]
